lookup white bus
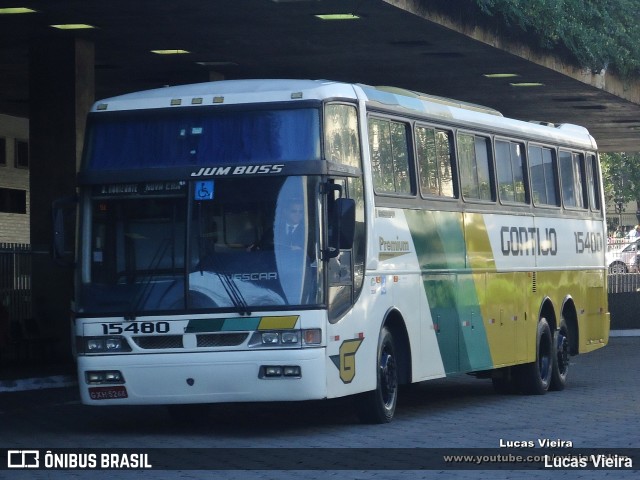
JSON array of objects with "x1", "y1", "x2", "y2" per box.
[{"x1": 57, "y1": 79, "x2": 609, "y2": 423}]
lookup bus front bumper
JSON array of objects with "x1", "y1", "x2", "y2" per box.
[{"x1": 77, "y1": 348, "x2": 327, "y2": 405}]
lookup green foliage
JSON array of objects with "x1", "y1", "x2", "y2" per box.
[
  {"x1": 600, "y1": 152, "x2": 640, "y2": 209},
  {"x1": 474, "y1": 0, "x2": 640, "y2": 78}
]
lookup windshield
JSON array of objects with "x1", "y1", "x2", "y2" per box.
[
  {"x1": 77, "y1": 176, "x2": 322, "y2": 315},
  {"x1": 84, "y1": 107, "x2": 320, "y2": 170}
]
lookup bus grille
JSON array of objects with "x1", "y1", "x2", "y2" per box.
[
  {"x1": 197, "y1": 333, "x2": 248, "y2": 347},
  {"x1": 131, "y1": 333, "x2": 249, "y2": 349},
  {"x1": 132, "y1": 335, "x2": 183, "y2": 349}
]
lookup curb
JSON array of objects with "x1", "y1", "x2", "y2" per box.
[
  {"x1": 609, "y1": 329, "x2": 640, "y2": 337},
  {"x1": 0, "y1": 374, "x2": 77, "y2": 393}
]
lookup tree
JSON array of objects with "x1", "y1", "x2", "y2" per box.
[
  {"x1": 472, "y1": 0, "x2": 640, "y2": 78},
  {"x1": 600, "y1": 152, "x2": 640, "y2": 226}
]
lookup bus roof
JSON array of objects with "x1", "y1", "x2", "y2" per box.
[{"x1": 91, "y1": 78, "x2": 597, "y2": 150}]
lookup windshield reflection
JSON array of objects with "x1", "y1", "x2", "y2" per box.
[{"x1": 77, "y1": 176, "x2": 322, "y2": 315}]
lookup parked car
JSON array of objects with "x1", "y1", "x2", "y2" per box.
[{"x1": 607, "y1": 239, "x2": 640, "y2": 273}]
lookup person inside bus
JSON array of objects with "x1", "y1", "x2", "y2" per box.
[
  {"x1": 281, "y1": 202, "x2": 305, "y2": 250},
  {"x1": 248, "y1": 201, "x2": 305, "y2": 252}
]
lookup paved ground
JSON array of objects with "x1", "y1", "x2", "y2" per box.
[{"x1": 0, "y1": 335, "x2": 638, "y2": 479}]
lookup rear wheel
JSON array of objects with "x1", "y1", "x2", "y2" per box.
[
  {"x1": 517, "y1": 318, "x2": 553, "y2": 395},
  {"x1": 356, "y1": 327, "x2": 398, "y2": 424},
  {"x1": 550, "y1": 319, "x2": 570, "y2": 391}
]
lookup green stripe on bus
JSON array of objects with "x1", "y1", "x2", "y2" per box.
[
  {"x1": 185, "y1": 317, "x2": 261, "y2": 333},
  {"x1": 405, "y1": 210, "x2": 493, "y2": 373}
]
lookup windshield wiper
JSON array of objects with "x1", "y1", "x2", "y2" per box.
[
  {"x1": 215, "y1": 271, "x2": 251, "y2": 316},
  {"x1": 126, "y1": 238, "x2": 171, "y2": 320}
]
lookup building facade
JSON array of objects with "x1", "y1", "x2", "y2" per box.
[{"x1": 0, "y1": 114, "x2": 29, "y2": 244}]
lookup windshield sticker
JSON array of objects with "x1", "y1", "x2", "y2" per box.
[
  {"x1": 93, "y1": 181, "x2": 186, "y2": 197},
  {"x1": 195, "y1": 181, "x2": 214, "y2": 200}
]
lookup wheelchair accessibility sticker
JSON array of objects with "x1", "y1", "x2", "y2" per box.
[{"x1": 195, "y1": 181, "x2": 214, "y2": 200}]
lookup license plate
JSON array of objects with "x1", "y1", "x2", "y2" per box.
[{"x1": 88, "y1": 386, "x2": 128, "y2": 400}]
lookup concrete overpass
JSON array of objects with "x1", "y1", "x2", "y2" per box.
[
  {"x1": 1, "y1": 0, "x2": 639, "y2": 359},
  {"x1": 1, "y1": 0, "x2": 639, "y2": 151}
]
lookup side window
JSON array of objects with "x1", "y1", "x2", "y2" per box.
[
  {"x1": 0, "y1": 188, "x2": 27, "y2": 214},
  {"x1": 559, "y1": 150, "x2": 586, "y2": 208},
  {"x1": 587, "y1": 153, "x2": 601, "y2": 211},
  {"x1": 324, "y1": 104, "x2": 361, "y2": 169},
  {"x1": 495, "y1": 139, "x2": 527, "y2": 203},
  {"x1": 368, "y1": 117, "x2": 412, "y2": 195},
  {"x1": 416, "y1": 126, "x2": 455, "y2": 198},
  {"x1": 458, "y1": 133, "x2": 493, "y2": 201},
  {"x1": 327, "y1": 176, "x2": 366, "y2": 323},
  {"x1": 14, "y1": 139, "x2": 29, "y2": 169},
  {"x1": 528, "y1": 145, "x2": 559, "y2": 206}
]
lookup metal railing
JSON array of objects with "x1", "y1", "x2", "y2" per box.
[
  {"x1": 608, "y1": 273, "x2": 640, "y2": 294},
  {"x1": 0, "y1": 243, "x2": 33, "y2": 323}
]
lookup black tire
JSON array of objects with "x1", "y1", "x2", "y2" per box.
[
  {"x1": 517, "y1": 318, "x2": 553, "y2": 395},
  {"x1": 550, "y1": 319, "x2": 570, "y2": 391},
  {"x1": 356, "y1": 327, "x2": 398, "y2": 424}
]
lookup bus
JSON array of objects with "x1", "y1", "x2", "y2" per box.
[{"x1": 55, "y1": 79, "x2": 609, "y2": 423}]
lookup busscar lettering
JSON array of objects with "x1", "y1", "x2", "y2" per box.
[
  {"x1": 500, "y1": 226, "x2": 557, "y2": 256},
  {"x1": 231, "y1": 272, "x2": 278, "y2": 281},
  {"x1": 190, "y1": 164, "x2": 284, "y2": 177}
]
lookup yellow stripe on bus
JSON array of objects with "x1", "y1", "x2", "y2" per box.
[{"x1": 257, "y1": 316, "x2": 299, "y2": 330}]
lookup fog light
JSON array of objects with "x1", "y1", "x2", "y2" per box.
[
  {"x1": 86, "y1": 371, "x2": 105, "y2": 384},
  {"x1": 86, "y1": 370, "x2": 124, "y2": 385},
  {"x1": 264, "y1": 366, "x2": 283, "y2": 377},
  {"x1": 104, "y1": 371, "x2": 123, "y2": 383},
  {"x1": 283, "y1": 366, "x2": 301, "y2": 377}
]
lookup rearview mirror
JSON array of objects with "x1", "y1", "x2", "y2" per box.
[
  {"x1": 52, "y1": 195, "x2": 78, "y2": 266},
  {"x1": 326, "y1": 197, "x2": 355, "y2": 259}
]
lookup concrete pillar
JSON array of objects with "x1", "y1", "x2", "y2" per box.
[{"x1": 28, "y1": 36, "x2": 94, "y2": 360}]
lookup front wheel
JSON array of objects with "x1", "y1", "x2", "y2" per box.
[
  {"x1": 517, "y1": 318, "x2": 553, "y2": 395},
  {"x1": 356, "y1": 327, "x2": 398, "y2": 424}
]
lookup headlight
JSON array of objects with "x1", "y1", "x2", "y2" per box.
[
  {"x1": 81, "y1": 336, "x2": 132, "y2": 354},
  {"x1": 281, "y1": 331, "x2": 300, "y2": 344},
  {"x1": 261, "y1": 332, "x2": 279, "y2": 344},
  {"x1": 248, "y1": 329, "x2": 322, "y2": 348}
]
